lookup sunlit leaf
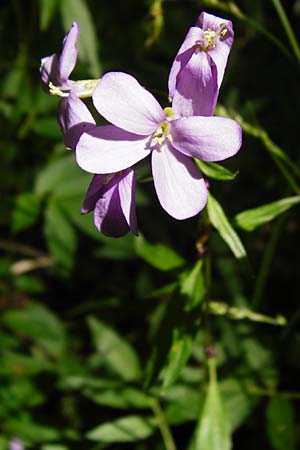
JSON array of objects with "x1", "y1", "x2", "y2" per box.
[
  {"x1": 135, "y1": 235, "x2": 185, "y2": 271},
  {"x1": 235, "y1": 195, "x2": 300, "y2": 231},
  {"x1": 193, "y1": 359, "x2": 232, "y2": 450},
  {"x1": 87, "y1": 415, "x2": 154, "y2": 442},
  {"x1": 196, "y1": 160, "x2": 238, "y2": 181},
  {"x1": 207, "y1": 193, "x2": 246, "y2": 259}
]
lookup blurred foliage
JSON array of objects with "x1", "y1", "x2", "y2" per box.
[{"x1": 1, "y1": 0, "x2": 300, "y2": 449}]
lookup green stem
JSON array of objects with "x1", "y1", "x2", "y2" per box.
[
  {"x1": 252, "y1": 213, "x2": 287, "y2": 309},
  {"x1": 271, "y1": 0, "x2": 300, "y2": 64},
  {"x1": 150, "y1": 398, "x2": 177, "y2": 450}
]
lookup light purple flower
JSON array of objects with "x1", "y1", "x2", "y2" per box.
[
  {"x1": 40, "y1": 22, "x2": 80, "y2": 95},
  {"x1": 9, "y1": 438, "x2": 23, "y2": 450},
  {"x1": 76, "y1": 72, "x2": 242, "y2": 220},
  {"x1": 59, "y1": 91, "x2": 138, "y2": 237},
  {"x1": 168, "y1": 12, "x2": 234, "y2": 117}
]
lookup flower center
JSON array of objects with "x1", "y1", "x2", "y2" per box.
[
  {"x1": 195, "y1": 22, "x2": 228, "y2": 52},
  {"x1": 48, "y1": 79, "x2": 98, "y2": 98},
  {"x1": 151, "y1": 107, "x2": 175, "y2": 147}
]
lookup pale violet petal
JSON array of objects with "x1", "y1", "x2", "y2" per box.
[
  {"x1": 81, "y1": 174, "x2": 111, "y2": 214},
  {"x1": 58, "y1": 21, "x2": 80, "y2": 82},
  {"x1": 168, "y1": 26, "x2": 203, "y2": 99},
  {"x1": 171, "y1": 116, "x2": 242, "y2": 162},
  {"x1": 93, "y1": 72, "x2": 165, "y2": 135},
  {"x1": 94, "y1": 182, "x2": 129, "y2": 237},
  {"x1": 172, "y1": 51, "x2": 218, "y2": 117},
  {"x1": 76, "y1": 125, "x2": 151, "y2": 174},
  {"x1": 118, "y1": 168, "x2": 138, "y2": 235},
  {"x1": 151, "y1": 142, "x2": 208, "y2": 220}
]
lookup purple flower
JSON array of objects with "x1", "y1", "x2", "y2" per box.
[
  {"x1": 40, "y1": 22, "x2": 80, "y2": 95},
  {"x1": 59, "y1": 91, "x2": 138, "y2": 237},
  {"x1": 168, "y1": 12, "x2": 234, "y2": 117},
  {"x1": 76, "y1": 72, "x2": 242, "y2": 220},
  {"x1": 9, "y1": 438, "x2": 23, "y2": 450}
]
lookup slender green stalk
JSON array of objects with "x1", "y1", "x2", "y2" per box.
[
  {"x1": 252, "y1": 213, "x2": 287, "y2": 309},
  {"x1": 150, "y1": 398, "x2": 177, "y2": 450},
  {"x1": 271, "y1": 0, "x2": 300, "y2": 64}
]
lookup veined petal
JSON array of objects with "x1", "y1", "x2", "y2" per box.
[
  {"x1": 118, "y1": 169, "x2": 138, "y2": 235},
  {"x1": 76, "y1": 125, "x2": 151, "y2": 174},
  {"x1": 172, "y1": 51, "x2": 218, "y2": 117},
  {"x1": 94, "y1": 182, "x2": 129, "y2": 237},
  {"x1": 152, "y1": 142, "x2": 208, "y2": 220},
  {"x1": 168, "y1": 26, "x2": 203, "y2": 99},
  {"x1": 81, "y1": 174, "x2": 112, "y2": 214},
  {"x1": 209, "y1": 38, "x2": 233, "y2": 89},
  {"x1": 93, "y1": 72, "x2": 165, "y2": 135},
  {"x1": 58, "y1": 92, "x2": 96, "y2": 149},
  {"x1": 58, "y1": 21, "x2": 80, "y2": 82},
  {"x1": 171, "y1": 116, "x2": 242, "y2": 162},
  {"x1": 196, "y1": 11, "x2": 230, "y2": 33}
]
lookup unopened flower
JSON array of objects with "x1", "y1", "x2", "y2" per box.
[
  {"x1": 168, "y1": 12, "x2": 233, "y2": 117},
  {"x1": 40, "y1": 22, "x2": 98, "y2": 98},
  {"x1": 59, "y1": 92, "x2": 137, "y2": 237},
  {"x1": 76, "y1": 72, "x2": 242, "y2": 220}
]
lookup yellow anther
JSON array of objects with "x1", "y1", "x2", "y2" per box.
[{"x1": 48, "y1": 82, "x2": 69, "y2": 97}]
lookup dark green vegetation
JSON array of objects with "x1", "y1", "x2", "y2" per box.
[{"x1": 1, "y1": 0, "x2": 300, "y2": 449}]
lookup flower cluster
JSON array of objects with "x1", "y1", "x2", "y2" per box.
[{"x1": 40, "y1": 12, "x2": 242, "y2": 237}]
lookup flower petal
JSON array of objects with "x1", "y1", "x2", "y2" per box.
[
  {"x1": 171, "y1": 116, "x2": 242, "y2": 162},
  {"x1": 152, "y1": 142, "x2": 208, "y2": 220},
  {"x1": 118, "y1": 168, "x2": 138, "y2": 235},
  {"x1": 168, "y1": 26, "x2": 202, "y2": 99},
  {"x1": 81, "y1": 174, "x2": 113, "y2": 213},
  {"x1": 171, "y1": 51, "x2": 218, "y2": 117},
  {"x1": 58, "y1": 21, "x2": 80, "y2": 82},
  {"x1": 40, "y1": 54, "x2": 59, "y2": 90},
  {"x1": 58, "y1": 92, "x2": 96, "y2": 149},
  {"x1": 76, "y1": 125, "x2": 151, "y2": 174},
  {"x1": 196, "y1": 12, "x2": 234, "y2": 89},
  {"x1": 93, "y1": 72, "x2": 165, "y2": 135},
  {"x1": 94, "y1": 181, "x2": 129, "y2": 237}
]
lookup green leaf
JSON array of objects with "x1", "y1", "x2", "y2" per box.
[
  {"x1": 60, "y1": 0, "x2": 102, "y2": 77},
  {"x1": 207, "y1": 193, "x2": 246, "y2": 259},
  {"x1": 196, "y1": 160, "x2": 238, "y2": 181},
  {"x1": 2, "y1": 302, "x2": 66, "y2": 359},
  {"x1": 165, "y1": 385, "x2": 202, "y2": 425},
  {"x1": 266, "y1": 395, "x2": 295, "y2": 450},
  {"x1": 193, "y1": 359, "x2": 232, "y2": 450},
  {"x1": 12, "y1": 192, "x2": 41, "y2": 232},
  {"x1": 84, "y1": 387, "x2": 149, "y2": 409},
  {"x1": 87, "y1": 316, "x2": 141, "y2": 381},
  {"x1": 32, "y1": 117, "x2": 62, "y2": 139},
  {"x1": 220, "y1": 378, "x2": 257, "y2": 431},
  {"x1": 35, "y1": 155, "x2": 89, "y2": 198},
  {"x1": 87, "y1": 415, "x2": 154, "y2": 442},
  {"x1": 234, "y1": 195, "x2": 300, "y2": 231},
  {"x1": 3, "y1": 419, "x2": 60, "y2": 443},
  {"x1": 44, "y1": 200, "x2": 77, "y2": 270},
  {"x1": 39, "y1": 0, "x2": 59, "y2": 30},
  {"x1": 180, "y1": 260, "x2": 205, "y2": 310},
  {"x1": 135, "y1": 235, "x2": 185, "y2": 271}
]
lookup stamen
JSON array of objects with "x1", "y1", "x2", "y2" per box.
[{"x1": 48, "y1": 82, "x2": 69, "y2": 97}]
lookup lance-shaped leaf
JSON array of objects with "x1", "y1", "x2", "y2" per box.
[
  {"x1": 193, "y1": 358, "x2": 232, "y2": 450},
  {"x1": 234, "y1": 195, "x2": 300, "y2": 231},
  {"x1": 87, "y1": 415, "x2": 154, "y2": 442},
  {"x1": 207, "y1": 193, "x2": 246, "y2": 259},
  {"x1": 196, "y1": 160, "x2": 238, "y2": 181}
]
